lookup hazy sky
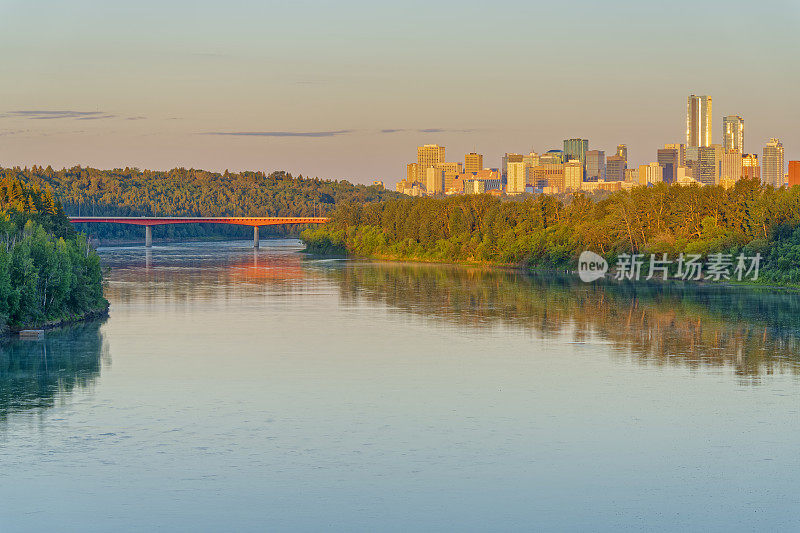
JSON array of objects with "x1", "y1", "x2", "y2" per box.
[{"x1": 1, "y1": 0, "x2": 798, "y2": 185}]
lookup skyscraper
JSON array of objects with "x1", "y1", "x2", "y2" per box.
[
  {"x1": 507, "y1": 162, "x2": 528, "y2": 195},
  {"x1": 657, "y1": 148, "x2": 679, "y2": 184},
  {"x1": 465, "y1": 152, "x2": 483, "y2": 174},
  {"x1": 417, "y1": 144, "x2": 445, "y2": 183},
  {"x1": 762, "y1": 138, "x2": 785, "y2": 187},
  {"x1": 502, "y1": 153, "x2": 523, "y2": 182},
  {"x1": 697, "y1": 145, "x2": 723, "y2": 185},
  {"x1": 664, "y1": 143, "x2": 686, "y2": 166},
  {"x1": 686, "y1": 94, "x2": 712, "y2": 147},
  {"x1": 722, "y1": 115, "x2": 744, "y2": 153},
  {"x1": 564, "y1": 160, "x2": 583, "y2": 190},
  {"x1": 638, "y1": 163, "x2": 663, "y2": 186},
  {"x1": 606, "y1": 155, "x2": 626, "y2": 181},
  {"x1": 616, "y1": 144, "x2": 627, "y2": 162},
  {"x1": 585, "y1": 150, "x2": 605, "y2": 181},
  {"x1": 563, "y1": 139, "x2": 589, "y2": 169}
]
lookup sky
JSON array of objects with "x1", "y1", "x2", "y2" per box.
[{"x1": 0, "y1": 0, "x2": 798, "y2": 185}]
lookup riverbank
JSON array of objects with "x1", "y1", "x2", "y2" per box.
[{"x1": 4, "y1": 304, "x2": 110, "y2": 337}]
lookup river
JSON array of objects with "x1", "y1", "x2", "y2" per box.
[{"x1": 2, "y1": 239, "x2": 799, "y2": 531}]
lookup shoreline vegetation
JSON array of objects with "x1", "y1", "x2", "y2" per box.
[
  {"x1": 3, "y1": 166, "x2": 397, "y2": 242},
  {"x1": 0, "y1": 175, "x2": 108, "y2": 335},
  {"x1": 301, "y1": 179, "x2": 800, "y2": 286}
]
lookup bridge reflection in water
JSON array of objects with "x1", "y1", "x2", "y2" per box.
[{"x1": 69, "y1": 216, "x2": 330, "y2": 248}]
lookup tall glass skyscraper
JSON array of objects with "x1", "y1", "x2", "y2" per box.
[
  {"x1": 762, "y1": 138, "x2": 785, "y2": 188},
  {"x1": 686, "y1": 95, "x2": 712, "y2": 147},
  {"x1": 563, "y1": 138, "x2": 588, "y2": 168},
  {"x1": 723, "y1": 115, "x2": 744, "y2": 153}
]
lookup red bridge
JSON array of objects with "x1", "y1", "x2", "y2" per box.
[{"x1": 69, "y1": 216, "x2": 330, "y2": 248}]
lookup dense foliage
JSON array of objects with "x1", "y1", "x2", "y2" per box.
[
  {"x1": 0, "y1": 176, "x2": 107, "y2": 332},
  {"x1": 302, "y1": 179, "x2": 800, "y2": 284},
  {"x1": 3, "y1": 166, "x2": 397, "y2": 241}
]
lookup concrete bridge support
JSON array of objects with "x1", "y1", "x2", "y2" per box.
[
  {"x1": 253, "y1": 226, "x2": 259, "y2": 249},
  {"x1": 145, "y1": 226, "x2": 153, "y2": 248}
]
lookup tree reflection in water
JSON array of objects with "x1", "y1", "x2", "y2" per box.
[
  {"x1": 0, "y1": 320, "x2": 108, "y2": 420},
  {"x1": 324, "y1": 262, "x2": 800, "y2": 382}
]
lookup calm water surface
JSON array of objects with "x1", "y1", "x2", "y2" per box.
[{"x1": 2, "y1": 239, "x2": 800, "y2": 531}]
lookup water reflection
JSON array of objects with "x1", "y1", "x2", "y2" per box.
[
  {"x1": 322, "y1": 262, "x2": 800, "y2": 381},
  {"x1": 0, "y1": 320, "x2": 109, "y2": 419}
]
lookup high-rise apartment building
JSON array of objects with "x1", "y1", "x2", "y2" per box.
[
  {"x1": 686, "y1": 94, "x2": 712, "y2": 147},
  {"x1": 639, "y1": 163, "x2": 663, "y2": 186},
  {"x1": 616, "y1": 144, "x2": 628, "y2": 162},
  {"x1": 606, "y1": 155, "x2": 626, "y2": 182},
  {"x1": 465, "y1": 152, "x2": 483, "y2": 174},
  {"x1": 563, "y1": 139, "x2": 589, "y2": 170},
  {"x1": 722, "y1": 115, "x2": 744, "y2": 153},
  {"x1": 741, "y1": 154, "x2": 760, "y2": 180},
  {"x1": 507, "y1": 162, "x2": 528, "y2": 195},
  {"x1": 762, "y1": 138, "x2": 785, "y2": 187},
  {"x1": 417, "y1": 144, "x2": 446, "y2": 183},
  {"x1": 788, "y1": 161, "x2": 800, "y2": 188},
  {"x1": 657, "y1": 148, "x2": 679, "y2": 184},
  {"x1": 564, "y1": 160, "x2": 583, "y2": 191},
  {"x1": 585, "y1": 150, "x2": 605, "y2": 181}
]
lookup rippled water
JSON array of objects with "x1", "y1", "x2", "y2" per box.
[{"x1": 2, "y1": 240, "x2": 800, "y2": 531}]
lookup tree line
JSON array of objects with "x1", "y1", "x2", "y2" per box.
[
  {"x1": 0, "y1": 176, "x2": 107, "y2": 332},
  {"x1": 2, "y1": 166, "x2": 397, "y2": 241},
  {"x1": 301, "y1": 179, "x2": 800, "y2": 284}
]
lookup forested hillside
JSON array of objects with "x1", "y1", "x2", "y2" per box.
[
  {"x1": 301, "y1": 179, "x2": 800, "y2": 284},
  {"x1": 2, "y1": 166, "x2": 397, "y2": 242},
  {"x1": 0, "y1": 176, "x2": 107, "y2": 332}
]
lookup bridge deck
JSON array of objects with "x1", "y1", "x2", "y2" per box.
[{"x1": 69, "y1": 216, "x2": 330, "y2": 226}]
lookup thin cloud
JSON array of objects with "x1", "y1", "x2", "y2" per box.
[
  {"x1": 3, "y1": 110, "x2": 116, "y2": 120},
  {"x1": 204, "y1": 130, "x2": 353, "y2": 138},
  {"x1": 126, "y1": 116, "x2": 147, "y2": 121},
  {"x1": 381, "y1": 129, "x2": 405, "y2": 134}
]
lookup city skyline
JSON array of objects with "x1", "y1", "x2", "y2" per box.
[{"x1": 0, "y1": 1, "x2": 798, "y2": 184}]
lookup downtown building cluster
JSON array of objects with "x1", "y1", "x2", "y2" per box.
[{"x1": 396, "y1": 94, "x2": 796, "y2": 196}]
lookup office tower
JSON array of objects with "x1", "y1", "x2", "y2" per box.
[
  {"x1": 531, "y1": 164, "x2": 565, "y2": 191},
  {"x1": 563, "y1": 139, "x2": 589, "y2": 169},
  {"x1": 723, "y1": 115, "x2": 744, "y2": 153},
  {"x1": 564, "y1": 160, "x2": 583, "y2": 190},
  {"x1": 539, "y1": 150, "x2": 564, "y2": 165},
  {"x1": 762, "y1": 138, "x2": 785, "y2": 187},
  {"x1": 664, "y1": 143, "x2": 686, "y2": 166},
  {"x1": 585, "y1": 150, "x2": 605, "y2": 181},
  {"x1": 465, "y1": 152, "x2": 483, "y2": 174},
  {"x1": 788, "y1": 161, "x2": 800, "y2": 187},
  {"x1": 741, "y1": 154, "x2": 760, "y2": 180},
  {"x1": 697, "y1": 145, "x2": 723, "y2": 185},
  {"x1": 417, "y1": 144, "x2": 445, "y2": 182},
  {"x1": 437, "y1": 162, "x2": 463, "y2": 192},
  {"x1": 606, "y1": 155, "x2": 626, "y2": 181},
  {"x1": 657, "y1": 148, "x2": 678, "y2": 184},
  {"x1": 639, "y1": 163, "x2": 664, "y2": 186},
  {"x1": 507, "y1": 162, "x2": 528, "y2": 194},
  {"x1": 720, "y1": 150, "x2": 743, "y2": 182},
  {"x1": 616, "y1": 144, "x2": 628, "y2": 162},
  {"x1": 425, "y1": 166, "x2": 445, "y2": 194},
  {"x1": 522, "y1": 152, "x2": 539, "y2": 168},
  {"x1": 502, "y1": 153, "x2": 524, "y2": 181},
  {"x1": 686, "y1": 94, "x2": 712, "y2": 147}
]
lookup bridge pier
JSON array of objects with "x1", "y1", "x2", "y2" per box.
[
  {"x1": 145, "y1": 226, "x2": 153, "y2": 247},
  {"x1": 253, "y1": 226, "x2": 259, "y2": 249}
]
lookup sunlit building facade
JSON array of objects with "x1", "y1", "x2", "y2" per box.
[
  {"x1": 686, "y1": 94, "x2": 712, "y2": 147},
  {"x1": 464, "y1": 152, "x2": 483, "y2": 174},
  {"x1": 722, "y1": 115, "x2": 744, "y2": 153},
  {"x1": 762, "y1": 138, "x2": 785, "y2": 187}
]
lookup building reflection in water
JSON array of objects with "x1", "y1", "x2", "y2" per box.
[
  {"x1": 0, "y1": 320, "x2": 109, "y2": 420},
  {"x1": 321, "y1": 262, "x2": 800, "y2": 382}
]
